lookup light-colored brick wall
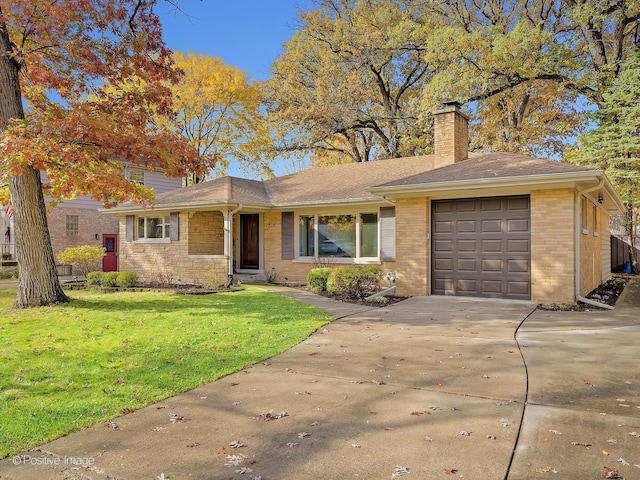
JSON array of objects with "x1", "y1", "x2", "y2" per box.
[
  {"x1": 47, "y1": 206, "x2": 119, "y2": 259},
  {"x1": 119, "y1": 212, "x2": 228, "y2": 286},
  {"x1": 262, "y1": 211, "x2": 396, "y2": 284},
  {"x1": 601, "y1": 209, "x2": 611, "y2": 283},
  {"x1": 434, "y1": 107, "x2": 469, "y2": 168},
  {"x1": 188, "y1": 211, "x2": 224, "y2": 255},
  {"x1": 395, "y1": 197, "x2": 429, "y2": 297},
  {"x1": 530, "y1": 189, "x2": 576, "y2": 303},
  {"x1": 580, "y1": 199, "x2": 606, "y2": 295}
]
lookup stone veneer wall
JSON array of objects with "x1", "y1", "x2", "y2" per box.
[
  {"x1": 394, "y1": 197, "x2": 429, "y2": 297},
  {"x1": 119, "y1": 212, "x2": 228, "y2": 286}
]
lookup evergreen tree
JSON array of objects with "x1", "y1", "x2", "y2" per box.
[{"x1": 568, "y1": 48, "x2": 640, "y2": 272}]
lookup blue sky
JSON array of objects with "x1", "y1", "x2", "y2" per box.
[
  {"x1": 157, "y1": 1, "x2": 315, "y2": 177},
  {"x1": 158, "y1": 0, "x2": 312, "y2": 81}
]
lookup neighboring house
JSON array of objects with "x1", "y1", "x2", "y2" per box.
[
  {"x1": 108, "y1": 103, "x2": 624, "y2": 304},
  {"x1": 0, "y1": 164, "x2": 181, "y2": 273}
]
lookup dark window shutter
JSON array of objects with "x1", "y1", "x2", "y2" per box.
[
  {"x1": 380, "y1": 207, "x2": 396, "y2": 261},
  {"x1": 281, "y1": 212, "x2": 294, "y2": 260},
  {"x1": 125, "y1": 215, "x2": 134, "y2": 242},
  {"x1": 170, "y1": 212, "x2": 179, "y2": 241}
]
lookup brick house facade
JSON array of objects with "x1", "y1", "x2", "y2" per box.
[
  {"x1": 109, "y1": 103, "x2": 623, "y2": 304},
  {"x1": 1, "y1": 165, "x2": 181, "y2": 273}
]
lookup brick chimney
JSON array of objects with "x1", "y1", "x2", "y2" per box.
[{"x1": 433, "y1": 101, "x2": 469, "y2": 168}]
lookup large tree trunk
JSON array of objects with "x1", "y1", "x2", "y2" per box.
[
  {"x1": 1, "y1": 13, "x2": 68, "y2": 308},
  {"x1": 9, "y1": 169, "x2": 69, "y2": 307}
]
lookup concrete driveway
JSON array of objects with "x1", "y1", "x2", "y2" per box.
[{"x1": 1, "y1": 281, "x2": 639, "y2": 480}]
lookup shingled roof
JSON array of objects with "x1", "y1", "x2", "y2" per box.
[
  {"x1": 151, "y1": 175, "x2": 270, "y2": 207},
  {"x1": 374, "y1": 152, "x2": 594, "y2": 189},
  {"x1": 111, "y1": 150, "x2": 606, "y2": 213}
]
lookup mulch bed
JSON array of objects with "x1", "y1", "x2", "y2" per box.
[
  {"x1": 296, "y1": 273, "x2": 636, "y2": 311},
  {"x1": 293, "y1": 286, "x2": 407, "y2": 307},
  {"x1": 538, "y1": 273, "x2": 635, "y2": 311}
]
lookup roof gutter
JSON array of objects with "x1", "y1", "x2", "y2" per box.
[
  {"x1": 369, "y1": 170, "x2": 608, "y2": 197},
  {"x1": 574, "y1": 178, "x2": 613, "y2": 310}
]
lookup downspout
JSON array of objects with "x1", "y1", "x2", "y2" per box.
[
  {"x1": 225, "y1": 204, "x2": 243, "y2": 285},
  {"x1": 575, "y1": 179, "x2": 613, "y2": 309}
]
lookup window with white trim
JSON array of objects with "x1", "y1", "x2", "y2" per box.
[
  {"x1": 581, "y1": 197, "x2": 588, "y2": 234},
  {"x1": 128, "y1": 168, "x2": 145, "y2": 185},
  {"x1": 137, "y1": 216, "x2": 170, "y2": 239},
  {"x1": 298, "y1": 212, "x2": 379, "y2": 260}
]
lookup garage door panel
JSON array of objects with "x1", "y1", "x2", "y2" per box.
[
  {"x1": 507, "y1": 239, "x2": 529, "y2": 253},
  {"x1": 507, "y1": 219, "x2": 529, "y2": 232},
  {"x1": 434, "y1": 220, "x2": 453, "y2": 233},
  {"x1": 432, "y1": 196, "x2": 530, "y2": 300},
  {"x1": 481, "y1": 198, "x2": 502, "y2": 211},
  {"x1": 457, "y1": 220, "x2": 477, "y2": 233},
  {"x1": 507, "y1": 259, "x2": 529, "y2": 273},
  {"x1": 434, "y1": 258, "x2": 453, "y2": 272},
  {"x1": 458, "y1": 239, "x2": 477, "y2": 251},
  {"x1": 457, "y1": 200, "x2": 478, "y2": 212},
  {"x1": 508, "y1": 281, "x2": 530, "y2": 296},
  {"x1": 482, "y1": 219, "x2": 502, "y2": 232},
  {"x1": 457, "y1": 258, "x2": 477, "y2": 271},
  {"x1": 457, "y1": 279, "x2": 478, "y2": 294},
  {"x1": 481, "y1": 280, "x2": 503, "y2": 294},
  {"x1": 481, "y1": 259, "x2": 502, "y2": 272},
  {"x1": 482, "y1": 239, "x2": 502, "y2": 252},
  {"x1": 508, "y1": 197, "x2": 529, "y2": 211},
  {"x1": 434, "y1": 239, "x2": 453, "y2": 252},
  {"x1": 434, "y1": 201, "x2": 454, "y2": 214}
]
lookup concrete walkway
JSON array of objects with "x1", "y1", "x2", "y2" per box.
[{"x1": 1, "y1": 280, "x2": 639, "y2": 479}]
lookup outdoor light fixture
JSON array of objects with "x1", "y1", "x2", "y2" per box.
[
  {"x1": 598, "y1": 194, "x2": 604, "y2": 204},
  {"x1": 95, "y1": 233, "x2": 99, "y2": 240}
]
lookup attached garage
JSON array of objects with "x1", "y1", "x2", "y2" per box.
[{"x1": 431, "y1": 196, "x2": 531, "y2": 300}]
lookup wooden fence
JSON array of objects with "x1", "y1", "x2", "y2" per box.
[{"x1": 611, "y1": 235, "x2": 640, "y2": 272}]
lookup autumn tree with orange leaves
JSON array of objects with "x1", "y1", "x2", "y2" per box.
[{"x1": 0, "y1": 0, "x2": 201, "y2": 308}]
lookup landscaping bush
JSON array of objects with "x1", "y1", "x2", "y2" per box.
[
  {"x1": 102, "y1": 271, "x2": 120, "y2": 287},
  {"x1": 86, "y1": 271, "x2": 104, "y2": 286},
  {"x1": 307, "y1": 267, "x2": 332, "y2": 293},
  {"x1": 326, "y1": 265, "x2": 382, "y2": 300},
  {"x1": 57, "y1": 245, "x2": 105, "y2": 277},
  {"x1": 116, "y1": 271, "x2": 138, "y2": 288}
]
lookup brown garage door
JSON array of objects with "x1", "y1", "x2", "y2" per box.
[{"x1": 431, "y1": 196, "x2": 530, "y2": 300}]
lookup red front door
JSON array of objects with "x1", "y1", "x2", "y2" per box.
[{"x1": 103, "y1": 234, "x2": 118, "y2": 272}]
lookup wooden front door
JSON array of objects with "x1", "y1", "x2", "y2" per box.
[
  {"x1": 240, "y1": 214, "x2": 259, "y2": 270},
  {"x1": 102, "y1": 234, "x2": 118, "y2": 272}
]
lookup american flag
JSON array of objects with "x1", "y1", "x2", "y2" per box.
[{"x1": 5, "y1": 204, "x2": 12, "y2": 219}]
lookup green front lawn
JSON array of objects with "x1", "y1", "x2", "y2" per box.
[{"x1": 0, "y1": 287, "x2": 332, "y2": 458}]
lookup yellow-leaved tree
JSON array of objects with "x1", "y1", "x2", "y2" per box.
[{"x1": 170, "y1": 52, "x2": 272, "y2": 183}]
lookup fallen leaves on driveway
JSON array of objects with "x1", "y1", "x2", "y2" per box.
[
  {"x1": 603, "y1": 466, "x2": 623, "y2": 479},
  {"x1": 391, "y1": 465, "x2": 410, "y2": 478},
  {"x1": 256, "y1": 410, "x2": 288, "y2": 421}
]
